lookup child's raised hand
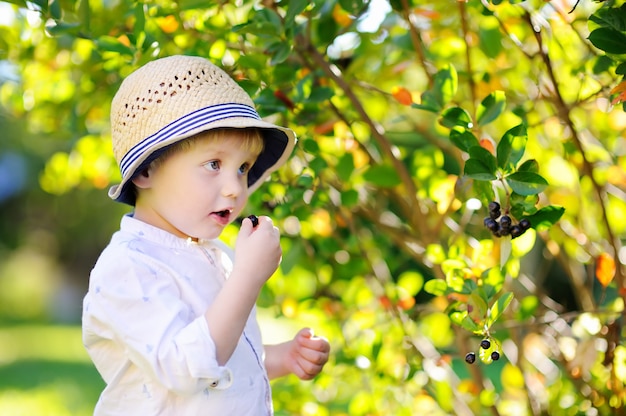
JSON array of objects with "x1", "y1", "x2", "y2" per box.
[
  {"x1": 233, "y1": 215, "x2": 282, "y2": 286},
  {"x1": 283, "y1": 328, "x2": 330, "y2": 380}
]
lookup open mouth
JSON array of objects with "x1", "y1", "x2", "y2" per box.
[{"x1": 215, "y1": 210, "x2": 230, "y2": 218}]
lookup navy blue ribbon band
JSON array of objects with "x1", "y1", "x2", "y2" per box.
[{"x1": 120, "y1": 103, "x2": 261, "y2": 177}]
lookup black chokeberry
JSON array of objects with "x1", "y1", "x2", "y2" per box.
[
  {"x1": 484, "y1": 217, "x2": 498, "y2": 232},
  {"x1": 480, "y1": 339, "x2": 491, "y2": 350},
  {"x1": 248, "y1": 214, "x2": 259, "y2": 228},
  {"x1": 465, "y1": 352, "x2": 476, "y2": 364},
  {"x1": 510, "y1": 224, "x2": 523, "y2": 238},
  {"x1": 491, "y1": 351, "x2": 500, "y2": 361},
  {"x1": 519, "y1": 218, "x2": 531, "y2": 231},
  {"x1": 499, "y1": 215, "x2": 511, "y2": 228},
  {"x1": 488, "y1": 201, "x2": 501, "y2": 219}
]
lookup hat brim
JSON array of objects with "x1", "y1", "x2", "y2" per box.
[{"x1": 108, "y1": 117, "x2": 296, "y2": 206}]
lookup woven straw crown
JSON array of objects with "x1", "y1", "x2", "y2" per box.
[{"x1": 108, "y1": 55, "x2": 296, "y2": 205}]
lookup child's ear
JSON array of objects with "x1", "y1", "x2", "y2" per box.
[{"x1": 131, "y1": 169, "x2": 152, "y2": 189}]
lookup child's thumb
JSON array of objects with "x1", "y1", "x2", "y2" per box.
[
  {"x1": 239, "y1": 217, "x2": 255, "y2": 236},
  {"x1": 298, "y1": 327, "x2": 314, "y2": 339}
]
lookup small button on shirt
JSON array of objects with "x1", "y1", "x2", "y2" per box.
[{"x1": 82, "y1": 215, "x2": 273, "y2": 415}]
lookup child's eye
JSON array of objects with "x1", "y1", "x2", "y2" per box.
[
  {"x1": 204, "y1": 160, "x2": 220, "y2": 171},
  {"x1": 238, "y1": 163, "x2": 250, "y2": 175}
]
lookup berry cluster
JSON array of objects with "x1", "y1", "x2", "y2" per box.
[
  {"x1": 465, "y1": 338, "x2": 500, "y2": 364},
  {"x1": 483, "y1": 201, "x2": 530, "y2": 238}
]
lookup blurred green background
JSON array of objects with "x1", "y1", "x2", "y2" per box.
[{"x1": 2, "y1": 0, "x2": 626, "y2": 414}]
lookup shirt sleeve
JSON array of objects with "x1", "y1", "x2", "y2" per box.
[{"x1": 84, "y1": 247, "x2": 233, "y2": 394}]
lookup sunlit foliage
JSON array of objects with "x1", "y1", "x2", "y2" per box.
[{"x1": 1, "y1": 0, "x2": 626, "y2": 414}]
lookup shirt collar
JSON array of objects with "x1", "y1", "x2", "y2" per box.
[{"x1": 121, "y1": 214, "x2": 217, "y2": 249}]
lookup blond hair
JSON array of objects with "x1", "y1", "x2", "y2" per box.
[{"x1": 149, "y1": 128, "x2": 264, "y2": 171}]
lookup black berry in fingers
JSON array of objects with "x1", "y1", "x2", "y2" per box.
[
  {"x1": 465, "y1": 352, "x2": 476, "y2": 364},
  {"x1": 480, "y1": 339, "x2": 491, "y2": 350},
  {"x1": 491, "y1": 351, "x2": 500, "y2": 361},
  {"x1": 247, "y1": 214, "x2": 259, "y2": 228}
]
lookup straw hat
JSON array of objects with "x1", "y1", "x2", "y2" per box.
[{"x1": 108, "y1": 55, "x2": 296, "y2": 205}]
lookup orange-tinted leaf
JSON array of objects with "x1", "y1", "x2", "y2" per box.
[
  {"x1": 313, "y1": 119, "x2": 336, "y2": 135},
  {"x1": 274, "y1": 90, "x2": 295, "y2": 109},
  {"x1": 610, "y1": 81, "x2": 626, "y2": 105},
  {"x1": 610, "y1": 81, "x2": 626, "y2": 95},
  {"x1": 117, "y1": 34, "x2": 131, "y2": 47},
  {"x1": 479, "y1": 138, "x2": 496, "y2": 155},
  {"x1": 611, "y1": 90, "x2": 626, "y2": 105},
  {"x1": 332, "y1": 4, "x2": 352, "y2": 27},
  {"x1": 398, "y1": 296, "x2": 415, "y2": 310},
  {"x1": 392, "y1": 86, "x2": 413, "y2": 106},
  {"x1": 413, "y1": 8, "x2": 440, "y2": 19},
  {"x1": 157, "y1": 15, "x2": 179, "y2": 34},
  {"x1": 595, "y1": 252, "x2": 616, "y2": 288}
]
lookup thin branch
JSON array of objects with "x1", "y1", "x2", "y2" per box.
[
  {"x1": 295, "y1": 36, "x2": 430, "y2": 239},
  {"x1": 399, "y1": 0, "x2": 433, "y2": 87},
  {"x1": 522, "y1": 11, "x2": 625, "y2": 294}
]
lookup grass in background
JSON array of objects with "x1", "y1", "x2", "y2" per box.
[
  {"x1": 0, "y1": 325, "x2": 104, "y2": 416},
  {"x1": 0, "y1": 310, "x2": 301, "y2": 415}
]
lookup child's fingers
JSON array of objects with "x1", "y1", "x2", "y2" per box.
[
  {"x1": 297, "y1": 345, "x2": 329, "y2": 366},
  {"x1": 298, "y1": 331, "x2": 330, "y2": 353}
]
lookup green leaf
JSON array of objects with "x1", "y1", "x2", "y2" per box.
[
  {"x1": 95, "y1": 36, "x2": 134, "y2": 56},
  {"x1": 450, "y1": 311, "x2": 482, "y2": 333},
  {"x1": 469, "y1": 292, "x2": 488, "y2": 319},
  {"x1": 133, "y1": 3, "x2": 145, "y2": 39},
  {"x1": 413, "y1": 90, "x2": 441, "y2": 113},
  {"x1": 473, "y1": 178, "x2": 496, "y2": 206},
  {"x1": 479, "y1": 18, "x2": 503, "y2": 58},
  {"x1": 268, "y1": 42, "x2": 292, "y2": 65},
  {"x1": 461, "y1": 279, "x2": 478, "y2": 294},
  {"x1": 439, "y1": 107, "x2": 473, "y2": 129},
  {"x1": 449, "y1": 128, "x2": 479, "y2": 152},
  {"x1": 308, "y1": 157, "x2": 328, "y2": 172},
  {"x1": 45, "y1": 21, "x2": 81, "y2": 36},
  {"x1": 477, "y1": 91, "x2": 506, "y2": 126},
  {"x1": 178, "y1": 0, "x2": 214, "y2": 9},
  {"x1": 497, "y1": 124, "x2": 527, "y2": 171},
  {"x1": 488, "y1": 292, "x2": 513, "y2": 326},
  {"x1": 589, "y1": 4, "x2": 626, "y2": 33},
  {"x1": 49, "y1": 0, "x2": 61, "y2": 20},
  {"x1": 464, "y1": 160, "x2": 496, "y2": 181},
  {"x1": 433, "y1": 64, "x2": 458, "y2": 108},
  {"x1": 424, "y1": 279, "x2": 448, "y2": 296},
  {"x1": 588, "y1": 28, "x2": 626, "y2": 55},
  {"x1": 336, "y1": 153, "x2": 354, "y2": 182},
  {"x1": 505, "y1": 171, "x2": 548, "y2": 195},
  {"x1": 525, "y1": 205, "x2": 565, "y2": 229},
  {"x1": 284, "y1": 0, "x2": 309, "y2": 28},
  {"x1": 363, "y1": 164, "x2": 402, "y2": 187},
  {"x1": 464, "y1": 145, "x2": 497, "y2": 180},
  {"x1": 509, "y1": 192, "x2": 539, "y2": 219},
  {"x1": 517, "y1": 159, "x2": 539, "y2": 173},
  {"x1": 341, "y1": 189, "x2": 359, "y2": 207},
  {"x1": 307, "y1": 87, "x2": 334, "y2": 103}
]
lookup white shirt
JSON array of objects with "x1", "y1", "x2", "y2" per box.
[{"x1": 82, "y1": 215, "x2": 273, "y2": 415}]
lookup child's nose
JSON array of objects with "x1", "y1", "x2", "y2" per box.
[{"x1": 221, "y1": 172, "x2": 244, "y2": 198}]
